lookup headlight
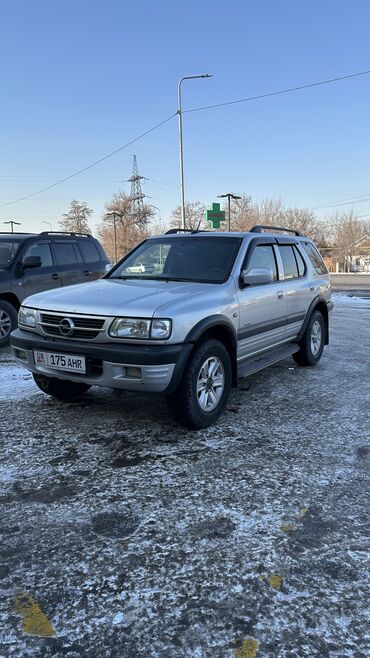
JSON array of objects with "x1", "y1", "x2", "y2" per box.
[
  {"x1": 109, "y1": 317, "x2": 172, "y2": 340},
  {"x1": 109, "y1": 318, "x2": 151, "y2": 339},
  {"x1": 18, "y1": 306, "x2": 37, "y2": 328}
]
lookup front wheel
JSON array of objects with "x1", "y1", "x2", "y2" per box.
[
  {"x1": 293, "y1": 310, "x2": 325, "y2": 366},
  {"x1": 167, "y1": 339, "x2": 232, "y2": 430},
  {"x1": 33, "y1": 373, "x2": 91, "y2": 400},
  {"x1": 0, "y1": 300, "x2": 18, "y2": 348}
]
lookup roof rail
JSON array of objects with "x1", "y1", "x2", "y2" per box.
[
  {"x1": 165, "y1": 228, "x2": 208, "y2": 235},
  {"x1": 39, "y1": 231, "x2": 92, "y2": 237},
  {"x1": 249, "y1": 225, "x2": 303, "y2": 237}
]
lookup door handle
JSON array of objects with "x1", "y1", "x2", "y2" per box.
[
  {"x1": 277, "y1": 290, "x2": 284, "y2": 299},
  {"x1": 51, "y1": 273, "x2": 60, "y2": 279},
  {"x1": 310, "y1": 285, "x2": 317, "y2": 292},
  {"x1": 83, "y1": 270, "x2": 91, "y2": 276}
]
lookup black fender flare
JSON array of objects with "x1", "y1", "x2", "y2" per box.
[
  {"x1": 185, "y1": 314, "x2": 238, "y2": 346},
  {"x1": 297, "y1": 295, "x2": 331, "y2": 345}
]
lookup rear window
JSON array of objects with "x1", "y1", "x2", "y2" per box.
[
  {"x1": 78, "y1": 240, "x2": 101, "y2": 263},
  {"x1": 54, "y1": 242, "x2": 79, "y2": 265},
  {"x1": 278, "y1": 245, "x2": 299, "y2": 279},
  {"x1": 303, "y1": 242, "x2": 328, "y2": 275}
]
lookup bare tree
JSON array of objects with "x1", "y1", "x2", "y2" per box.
[
  {"x1": 283, "y1": 208, "x2": 327, "y2": 245},
  {"x1": 170, "y1": 201, "x2": 206, "y2": 230},
  {"x1": 329, "y1": 211, "x2": 370, "y2": 272},
  {"x1": 97, "y1": 190, "x2": 154, "y2": 262},
  {"x1": 59, "y1": 200, "x2": 92, "y2": 233}
]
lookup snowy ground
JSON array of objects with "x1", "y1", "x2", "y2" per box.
[{"x1": 0, "y1": 293, "x2": 369, "y2": 658}]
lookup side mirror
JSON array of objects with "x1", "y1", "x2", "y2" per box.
[
  {"x1": 241, "y1": 267, "x2": 274, "y2": 287},
  {"x1": 22, "y1": 256, "x2": 42, "y2": 269}
]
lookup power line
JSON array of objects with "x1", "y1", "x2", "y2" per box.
[
  {"x1": 309, "y1": 193, "x2": 370, "y2": 210},
  {"x1": 0, "y1": 113, "x2": 176, "y2": 209},
  {"x1": 2, "y1": 68, "x2": 370, "y2": 209},
  {"x1": 184, "y1": 69, "x2": 370, "y2": 114}
]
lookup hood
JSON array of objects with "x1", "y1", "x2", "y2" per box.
[{"x1": 21, "y1": 278, "x2": 220, "y2": 317}]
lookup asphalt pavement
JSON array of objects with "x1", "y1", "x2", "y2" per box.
[{"x1": 0, "y1": 292, "x2": 369, "y2": 658}]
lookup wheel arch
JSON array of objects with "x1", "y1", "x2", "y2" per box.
[
  {"x1": 298, "y1": 296, "x2": 330, "y2": 345},
  {"x1": 185, "y1": 316, "x2": 238, "y2": 386},
  {"x1": 0, "y1": 293, "x2": 21, "y2": 311}
]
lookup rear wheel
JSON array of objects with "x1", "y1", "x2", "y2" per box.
[
  {"x1": 293, "y1": 310, "x2": 325, "y2": 366},
  {"x1": 0, "y1": 300, "x2": 17, "y2": 348},
  {"x1": 33, "y1": 373, "x2": 91, "y2": 400},
  {"x1": 167, "y1": 339, "x2": 232, "y2": 430}
]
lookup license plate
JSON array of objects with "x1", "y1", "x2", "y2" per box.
[{"x1": 33, "y1": 350, "x2": 86, "y2": 373}]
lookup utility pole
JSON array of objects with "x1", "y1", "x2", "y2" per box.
[
  {"x1": 178, "y1": 74, "x2": 212, "y2": 229},
  {"x1": 217, "y1": 193, "x2": 241, "y2": 231},
  {"x1": 128, "y1": 155, "x2": 148, "y2": 228},
  {"x1": 3, "y1": 220, "x2": 21, "y2": 233},
  {"x1": 105, "y1": 212, "x2": 123, "y2": 264}
]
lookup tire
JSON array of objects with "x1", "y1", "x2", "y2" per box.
[
  {"x1": 33, "y1": 373, "x2": 91, "y2": 400},
  {"x1": 0, "y1": 300, "x2": 18, "y2": 348},
  {"x1": 293, "y1": 310, "x2": 325, "y2": 366},
  {"x1": 166, "y1": 339, "x2": 232, "y2": 430}
]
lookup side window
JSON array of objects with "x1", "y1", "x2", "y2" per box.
[
  {"x1": 54, "y1": 242, "x2": 78, "y2": 265},
  {"x1": 246, "y1": 245, "x2": 278, "y2": 281},
  {"x1": 23, "y1": 242, "x2": 53, "y2": 267},
  {"x1": 303, "y1": 242, "x2": 328, "y2": 275},
  {"x1": 293, "y1": 246, "x2": 306, "y2": 277},
  {"x1": 279, "y1": 245, "x2": 299, "y2": 279},
  {"x1": 78, "y1": 240, "x2": 101, "y2": 263}
]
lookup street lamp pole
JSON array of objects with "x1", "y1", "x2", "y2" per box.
[
  {"x1": 105, "y1": 212, "x2": 123, "y2": 264},
  {"x1": 178, "y1": 74, "x2": 212, "y2": 230},
  {"x1": 42, "y1": 221, "x2": 53, "y2": 231},
  {"x1": 4, "y1": 220, "x2": 21, "y2": 234},
  {"x1": 218, "y1": 193, "x2": 242, "y2": 231}
]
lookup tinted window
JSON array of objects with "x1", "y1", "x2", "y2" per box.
[
  {"x1": 54, "y1": 242, "x2": 78, "y2": 265},
  {"x1": 303, "y1": 242, "x2": 328, "y2": 275},
  {"x1": 294, "y1": 246, "x2": 306, "y2": 277},
  {"x1": 279, "y1": 245, "x2": 299, "y2": 279},
  {"x1": 79, "y1": 240, "x2": 101, "y2": 263},
  {"x1": 110, "y1": 237, "x2": 242, "y2": 283},
  {"x1": 246, "y1": 245, "x2": 278, "y2": 281},
  {"x1": 23, "y1": 242, "x2": 53, "y2": 267}
]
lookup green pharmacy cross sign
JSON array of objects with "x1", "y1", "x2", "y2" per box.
[{"x1": 205, "y1": 202, "x2": 226, "y2": 229}]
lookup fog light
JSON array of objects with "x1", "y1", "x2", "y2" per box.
[
  {"x1": 15, "y1": 349, "x2": 27, "y2": 361},
  {"x1": 126, "y1": 366, "x2": 141, "y2": 379}
]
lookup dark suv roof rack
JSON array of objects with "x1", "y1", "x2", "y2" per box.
[
  {"x1": 39, "y1": 231, "x2": 92, "y2": 237},
  {"x1": 250, "y1": 225, "x2": 303, "y2": 237},
  {"x1": 165, "y1": 228, "x2": 208, "y2": 235}
]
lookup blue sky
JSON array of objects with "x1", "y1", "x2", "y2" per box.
[{"x1": 1, "y1": 0, "x2": 370, "y2": 234}]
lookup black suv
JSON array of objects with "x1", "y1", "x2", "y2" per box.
[{"x1": 0, "y1": 231, "x2": 110, "y2": 347}]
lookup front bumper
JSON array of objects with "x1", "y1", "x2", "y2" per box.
[{"x1": 10, "y1": 329, "x2": 192, "y2": 394}]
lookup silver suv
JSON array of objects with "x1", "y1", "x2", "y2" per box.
[{"x1": 11, "y1": 226, "x2": 332, "y2": 429}]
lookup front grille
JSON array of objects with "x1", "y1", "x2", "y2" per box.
[{"x1": 39, "y1": 312, "x2": 106, "y2": 340}]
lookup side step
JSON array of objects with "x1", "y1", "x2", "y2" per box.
[{"x1": 237, "y1": 344, "x2": 299, "y2": 379}]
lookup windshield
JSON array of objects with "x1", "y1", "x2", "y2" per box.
[
  {"x1": 0, "y1": 239, "x2": 23, "y2": 267},
  {"x1": 109, "y1": 236, "x2": 242, "y2": 283}
]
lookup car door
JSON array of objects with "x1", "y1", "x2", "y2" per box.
[
  {"x1": 237, "y1": 239, "x2": 287, "y2": 360},
  {"x1": 52, "y1": 240, "x2": 86, "y2": 287},
  {"x1": 21, "y1": 240, "x2": 62, "y2": 299},
  {"x1": 76, "y1": 239, "x2": 106, "y2": 281},
  {"x1": 276, "y1": 241, "x2": 311, "y2": 341}
]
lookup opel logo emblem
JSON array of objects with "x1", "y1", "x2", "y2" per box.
[{"x1": 59, "y1": 317, "x2": 75, "y2": 337}]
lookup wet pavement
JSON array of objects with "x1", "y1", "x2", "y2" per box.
[{"x1": 0, "y1": 293, "x2": 369, "y2": 658}]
